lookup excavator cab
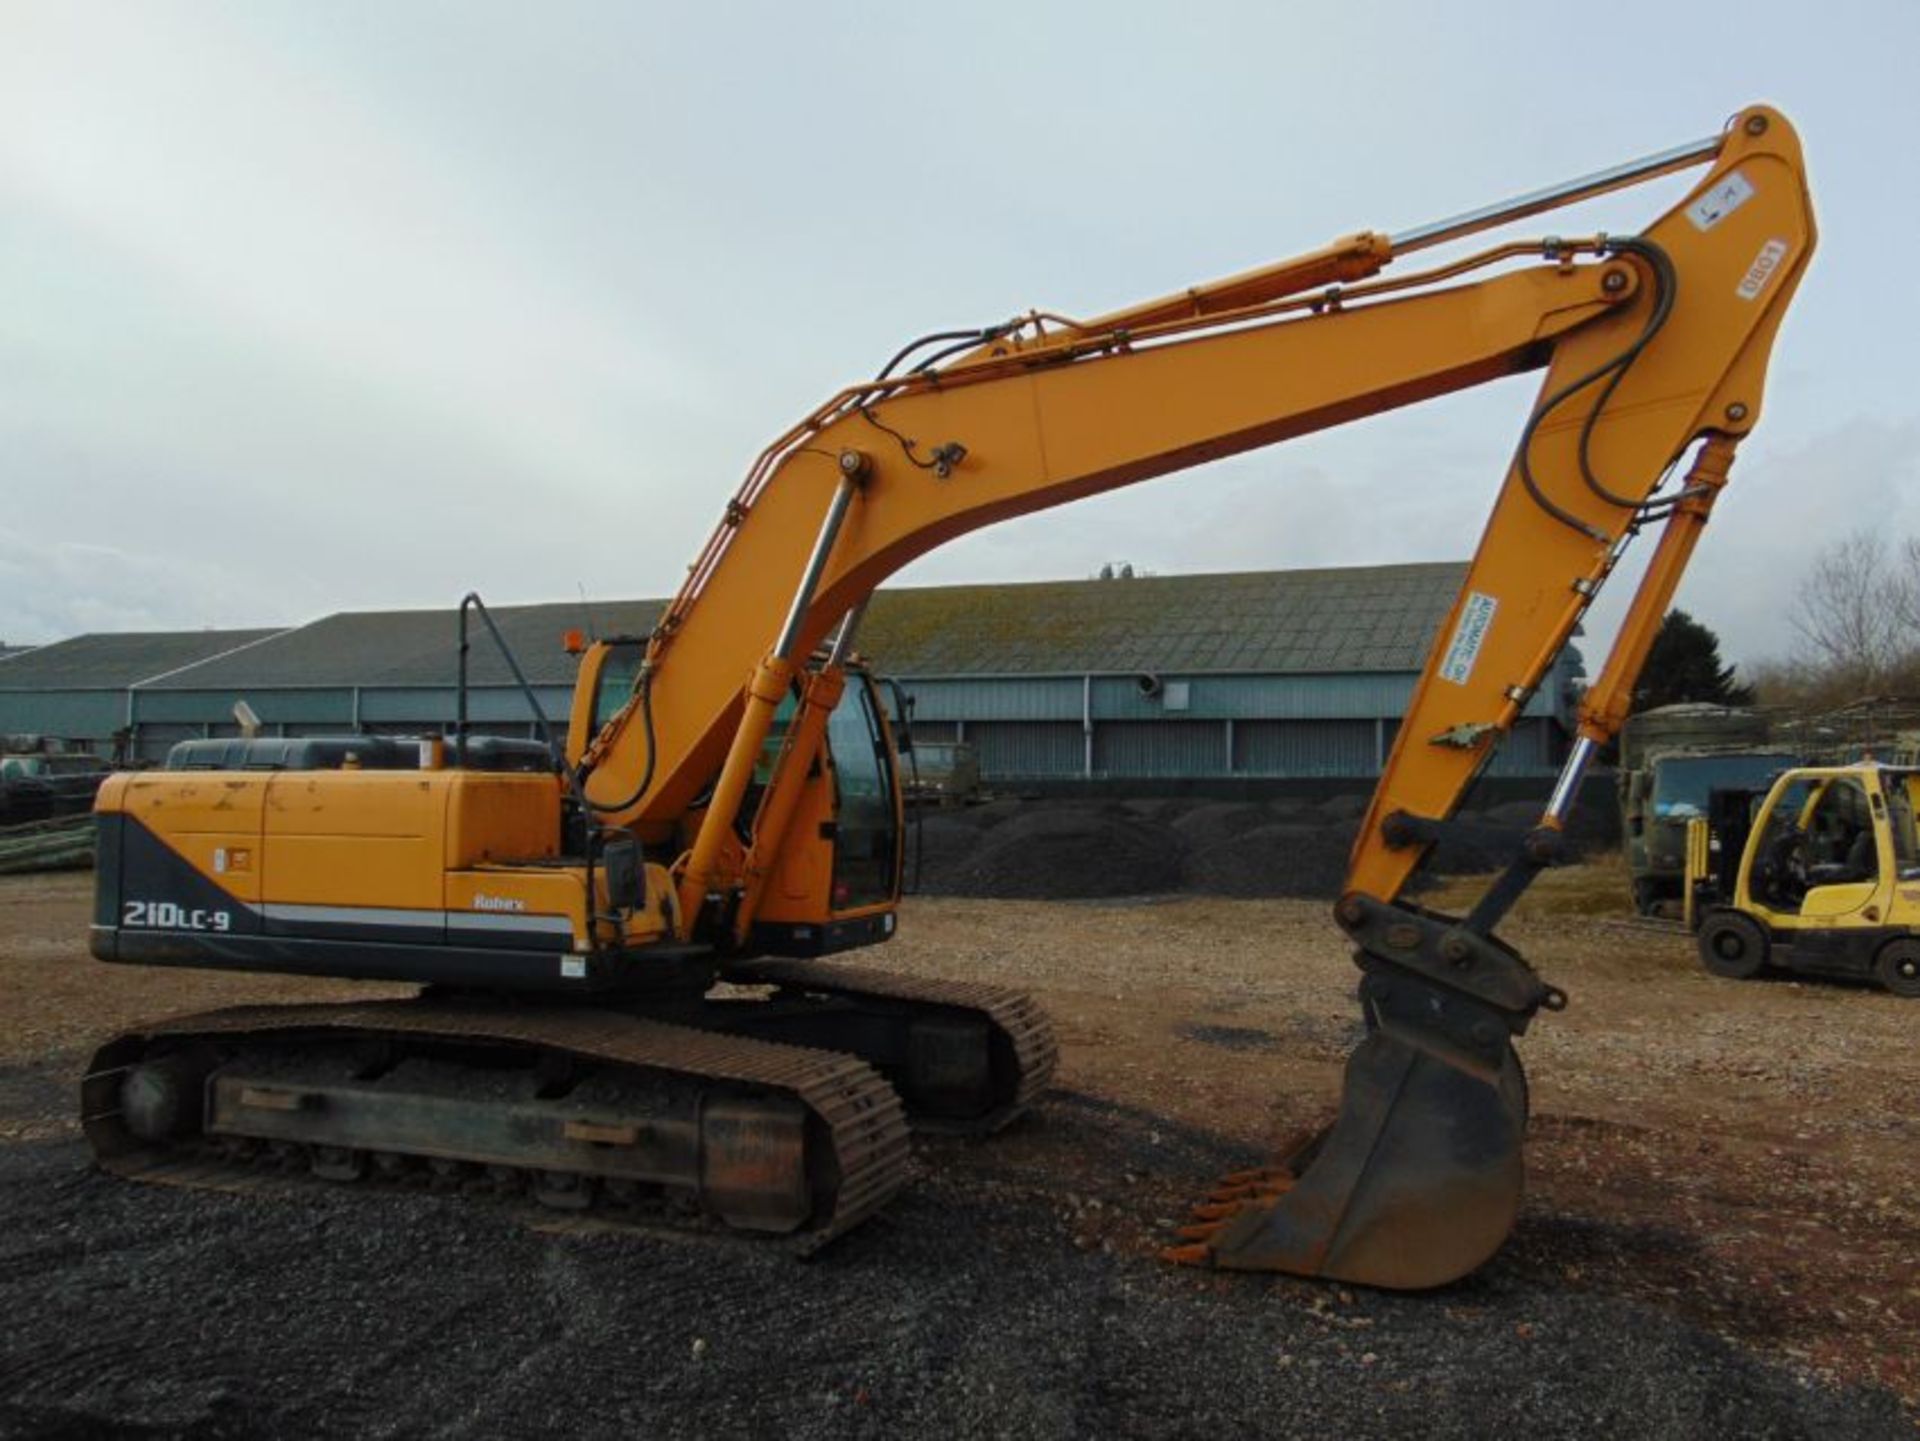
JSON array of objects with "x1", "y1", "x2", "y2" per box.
[
  {"x1": 741, "y1": 665, "x2": 904, "y2": 949},
  {"x1": 569, "y1": 632, "x2": 905, "y2": 957}
]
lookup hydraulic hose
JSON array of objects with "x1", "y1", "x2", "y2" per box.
[
  {"x1": 577, "y1": 667, "x2": 658, "y2": 816},
  {"x1": 1512, "y1": 236, "x2": 1678, "y2": 542}
]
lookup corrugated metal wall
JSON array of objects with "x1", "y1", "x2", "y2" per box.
[
  {"x1": 908, "y1": 661, "x2": 1576, "y2": 725},
  {"x1": 1233, "y1": 719, "x2": 1378, "y2": 776},
  {"x1": 903, "y1": 676, "x2": 1082, "y2": 722},
  {"x1": 906, "y1": 720, "x2": 961, "y2": 745},
  {"x1": 1093, "y1": 720, "x2": 1225, "y2": 777},
  {"x1": 1485, "y1": 719, "x2": 1552, "y2": 776},
  {"x1": 968, "y1": 721, "x2": 1083, "y2": 777},
  {"x1": 909, "y1": 714, "x2": 1562, "y2": 781},
  {"x1": 892, "y1": 667, "x2": 1570, "y2": 782},
  {"x1": 0, "y1": 691, "x2": 125, "y2": 742},
  {"x1": 5, "y1": 667, "x2": 1571, "y2": 779}
]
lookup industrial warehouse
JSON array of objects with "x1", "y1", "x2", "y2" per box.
[{"x1": 0, "y1": 560, "x2": 1580, "y2": 785}]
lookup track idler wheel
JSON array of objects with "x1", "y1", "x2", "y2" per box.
[{"x1": 1166, "y1": 1022, "x2": 1528, "y2": 1289}]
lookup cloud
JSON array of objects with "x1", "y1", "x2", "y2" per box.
[
  {"x1": 0, "y1": 530, "x2": 300, "y2": 643},
  {"x1": 0, "y1": 1, "x2": 1915, "y2": 668}
]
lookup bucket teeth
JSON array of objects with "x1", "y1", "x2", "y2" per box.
[
  {"x1": 1198, "y1": 1166, "x2": 1296, "y2": 1210},
  {"x1": 1165, "y1": 1161, "x2": 1311, "y2": 1265},
  {"x1": 1174, "y1": 1219, "x2": 1228, "y2": 1242},
  {"x1": 1160, "y1": 1031, "x2": 1531, "y2": 1288},
  {"x1": 1216, "y1": 1177, "x2": 1294, "y2": 1200}
]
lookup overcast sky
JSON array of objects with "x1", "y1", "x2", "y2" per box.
[{"x1": 3, "y1": 1, "x2": 1915, "y2": 671}]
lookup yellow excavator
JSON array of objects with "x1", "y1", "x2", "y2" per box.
[{"x1": 85, "y1": 105, "x2": 1814, "y2": 1289}]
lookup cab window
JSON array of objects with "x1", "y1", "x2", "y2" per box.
[
  {"x1": 1889, "y1": 778, "x2": 1920, "y2": 880},
  {"x1": 591, "y1": 643, "x2": 647, "y2": 728},
  {"x1": 827, "y1": 680, "x2": 899, "y2": 910},
  {"x1": 1752, "y1": 777, "x2": 1878, "y2": 911},
  {"x1": 1804, "y1": 779, "x2": 1874, "y2": 876}
]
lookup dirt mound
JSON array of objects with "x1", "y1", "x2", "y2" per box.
[
  {"x1": 1120, "y1": 796, "x2": 1203, "y2": 823},
  {"x1": 1183, "y1": 823, "x2": 1356, "y2": 899},
  {"x1": 908, "y1": 794, "x2": 1601, "y2": 900},
  {"x1": 963, "y1": 797, "x2": 1028, "y2": 829},
  {"x1": 908, "y1": 815, "x2": 985, "y2": 890},
  {"x1": 1317, "y1": 793, "x2": 1370, "y2": 822},
  {"x1": 1482, "y1": 800, "x2": 1545, "y2": 829},
  {"x1": 1169, "y1": 802, "x2": 1272, "y2": 847},
  {"x1": 1478, "y1": 799, "x2": 1610, "y2": 857},
  {"x1": 929, "y1": 804, "x2": 1007, "y2": 830},
  {"x1": 1424, "y1": 818, "x2": 1518, "y2": 876},
  {"x1": 929, "y1": 808, "x2": 1184, "y2": 899}
]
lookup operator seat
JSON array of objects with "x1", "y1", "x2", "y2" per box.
[{"x1": 1806, "y1": 827, "x2": 1877, "y2": 889}]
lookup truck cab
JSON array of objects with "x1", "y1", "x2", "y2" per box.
[{"x1": 1622, "y1": 747, "x2": 1799, "y2": 915}]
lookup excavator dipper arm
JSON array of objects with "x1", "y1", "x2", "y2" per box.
[{"x1": 579, "y1": 107, "x2": 1813, "y2": 1286}]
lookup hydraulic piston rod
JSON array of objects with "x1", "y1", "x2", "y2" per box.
[
  {"x1": 677, "y1": 455, "x2": 867, "y2": 930},
  {"x1": 1390, "y1": 133, "x2": 1722, "y2": 255}
]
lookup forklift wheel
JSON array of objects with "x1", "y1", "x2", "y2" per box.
[
  {"x1": 1873, "y1": 939, "x2": 1920, "y2": 998},
  {"x1": 1697, "y1": 911, "x2": 1770, "y2": 981}
]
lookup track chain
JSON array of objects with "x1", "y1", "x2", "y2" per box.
[
  {"x1": 725, "y1": 959, "x2": 1058, "y2": 1133},
  {"x1": 83, "y1": 998, "x2": 912, "y2": 1254}
]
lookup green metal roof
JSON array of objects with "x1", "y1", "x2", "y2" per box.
[
  {"x1": 857, "y1": 563, "x2": 1470, "y2": 676},
  {"x1": 145, "y1": 603, "x2": 664, "y2": 690},
  {"x1": 0, "y1": 629, "x2": 286, "y2": 689},
  {"x1": 7, "y1": 562, "x2": 1473, "y2": 692}
]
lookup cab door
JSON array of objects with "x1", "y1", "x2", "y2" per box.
[
  {"x1": 826, "y1": 676, "x2": 902, "y2": 911},
  {"x1": 1795, "y1": 777, "x2": 1881, "y2": 924}
]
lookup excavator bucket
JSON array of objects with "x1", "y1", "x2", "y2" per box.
[{"x1": 1168, "y1": 1024, "x2": 1528, "y2": 1289}]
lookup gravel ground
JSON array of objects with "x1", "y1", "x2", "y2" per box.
[{"x1": 1, "y1": 869, "x2": 1916, "y2": 1438}]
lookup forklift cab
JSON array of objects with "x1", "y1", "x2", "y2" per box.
[{"x1": 1695, "y1": 764, "x2": 1920, "y2": 992}]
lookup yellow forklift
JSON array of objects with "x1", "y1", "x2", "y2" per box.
[{"x1": 1688, "y1": 763, "x2": 1920, "y2": 995}]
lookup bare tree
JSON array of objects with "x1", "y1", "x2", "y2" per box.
[
  {"x1": 1788, "y1": 529, "x2": 1919, "y2": 701},
  {"x1": 1900, "y1": 537, "x2": 1920, "y2": 637}
]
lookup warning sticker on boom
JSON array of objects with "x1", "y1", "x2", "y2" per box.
[
  {"x1": 1440, "y1": 591, "x2": 1498, "y2": 686},
  {"x1": 1687, "y1": 170, "x2": 1754, "y2": 231}
]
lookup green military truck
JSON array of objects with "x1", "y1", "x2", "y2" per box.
[
  {"x1": 903, "y1": 739, "x2": 984, "y2": 808},
  {"x1": 1618, "y1": 704, "x2": 1799, "y2": 917}
]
